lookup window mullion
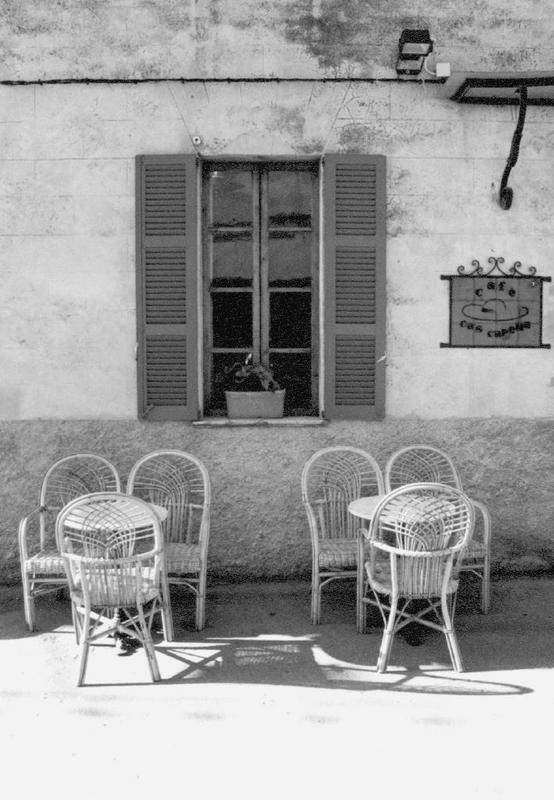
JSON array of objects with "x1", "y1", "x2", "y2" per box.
[
  {"x1": 252, "y1": 170, "x2": 261, "y2": 363},
  {"x1": 260, "y1": 170, "x2": 269, "y2": 367}
]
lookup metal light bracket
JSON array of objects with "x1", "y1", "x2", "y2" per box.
[{"x1": 449, "y1": 72, "x2": 554, "y2": 210}]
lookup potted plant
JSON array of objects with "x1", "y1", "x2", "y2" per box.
[{"x1": 223, "y1": 355, "x2": 286, "y2": 419}]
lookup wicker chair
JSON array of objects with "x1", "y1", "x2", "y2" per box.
[
  {"x1": 18, "y1": 454, "x2": 121, "y2": 631},
  {"x1": 126, "y1": 450, "x2": 211, "y2": 631},
  {"x1": 301, "y1": 446, "x2": 384, "y2": 624},
  {"x1": 384, "y1": 445, "x2": 491, "y2": 613},
  {"x1": 360, "y1": 483, "x2": 475, "y2": 672},
  {"x1": 56, "y1": 492, "x2": 167, "y2": 686}
]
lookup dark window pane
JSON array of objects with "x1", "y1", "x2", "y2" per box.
[
  {"x1": 211, "y1": 169, "x2": 252, "y2": 227},
  {"x1": 268, "y1": 171, "x2": 312, "y2": 227},
  {"x1": 212, "y1": 231, "x2": 253, "y2": 287},
  {"x1": 270, "y1": 353, "x2": 315, "y2": 414},
  {"x1": 268, "y1": 231, "x2": 312, "y2": 286},
  {"x1": 212, "y1": 293, "x2": 252, "y2": 348},
  {"x1": 270, "y1": 292, "x2": 311, "y2": 348}
]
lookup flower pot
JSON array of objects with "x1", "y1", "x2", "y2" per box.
[{"x1": 225, "y1": 389, "x2": 286, "y2": 419}]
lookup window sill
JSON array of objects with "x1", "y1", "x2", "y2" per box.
[{"x1": 193, "y1": 417, "x2": 328, "y2": 427}]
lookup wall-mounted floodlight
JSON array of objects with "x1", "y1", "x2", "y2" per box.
[{"x1": 396, "y1": 29, "x2": 434, "y2": 76}]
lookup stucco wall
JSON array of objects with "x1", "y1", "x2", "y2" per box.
[
  {"x1": 1, "y1": 80, "x2": 553, "y2": 419},
  {"x1": 1, "y1": 418, "x2": 553, "y2": 585},
  {"x1": 1, "y1": 1, "x2": 553, "y2": 585},
  {"x1": 2, "y1": 0, "x2": 552, "y2": 80}
]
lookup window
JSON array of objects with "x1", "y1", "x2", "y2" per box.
[
  {"x1": 136, "y1": 153, "x2": 385, "y2": 421},
  {"x1": 202, "y1": 161, "x2": 319, "y2": 416}
]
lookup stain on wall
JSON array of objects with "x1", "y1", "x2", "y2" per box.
[{"x1": 2, "y1": 0, "x2": 554, "y2": 79}]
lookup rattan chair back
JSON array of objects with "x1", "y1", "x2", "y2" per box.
[
  {"x1": 126, "y1": 450, "x2": 210, "y2": 547},
  {"x1": 385, "y1": 445, "x2": 462, "y2": 493},
  {"x1": 368, "y1": 482, "x2": 474, "y2": 598},
  {"x1": 56, "y1": 492, "x2": 162, "y2": 608},
  {"x1": 39, "y1": 454, "x2": 121, "y2": 549},
  {"x1": 302, "y1": 445, "x2": 384, "y2": 542}
]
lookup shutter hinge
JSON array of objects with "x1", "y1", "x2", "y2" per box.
[
  {"x1": 376, "y1": 353, "x2": 387, "y2": 366},
  {"x1": 134, "y1": 343, "x2": 139, "y2": 361}
]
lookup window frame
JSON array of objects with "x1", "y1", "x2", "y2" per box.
[{"x1": 200, "y1": 158, "x2": 320, "y2": 417}]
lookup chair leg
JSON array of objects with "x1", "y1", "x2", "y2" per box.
[
  {"x1": 481, "y1": 557, "x2": 491, "y2": 614},
  {"x1": 196, "y1": 571, "x2": 207, "y2": 631},
  {"x1": 72, "y1": 601, "x2": 81, "y2": 645},
  {"x1": 76, "y1": 609, "x2": 91, "y2": 687},
  {"x1": 441, "y1": 594, "x2": 464, "y2": 672},
  {"x1": 357, "y1": 574, "x2": 367, "y2": 634},
  {"x1": 22, "y1": 577, "x2": 36, "y2": 632},
  {"x1": 160, "y1": 571, "x2": 174, "y2": 642},
  {"x1": 377, "y1": 595, "x2": 397, "y2": 673},
  {"x1": 311, "y1": 570, "x2": 321, "y2": 625},
  {"x1": 137, "y1": 604, "x2": 161, "y2": 683}
]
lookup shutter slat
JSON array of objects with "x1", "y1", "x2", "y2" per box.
[
  {"x1": 146, "y1": 336, "x2": 187, "y2": 406},
  {"x1": 144, "y1": 247, "x2": 187, "y2": 325},
  {"x1": 335, "y1": 334, "x2": 376, "y2": 405},
  {"x1": 143, "y1": 163, "x2": 188, "y2": 236},
  {"x1": 335, "y1": 247, "x2": 376, "y2": 325}
]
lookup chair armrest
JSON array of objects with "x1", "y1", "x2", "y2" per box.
[
  {"x1": 304, "y1": 498, "x2": 346, "y2": 547},
  {"x1": 469, "y1": 499, "x2": 492, "y2": 548},
  {"x1": 357, "y1": 526, "x2": 372, "y2": 562},
  {"x1": 303, "y1": 500, "x2": 322, "y2": 554},
  {"x1": 18, "y1": 507, "x2": 45, "y2": 561}
]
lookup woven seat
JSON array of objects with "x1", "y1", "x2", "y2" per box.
[
  {"x1": 318, "y1": 539, "x2": 359, "y2": 568},
  {"x1": 72, "y1": 566, "x2": 159, "y2": 606},
  {"x1": 25, "y1": 550, "x2": 65, "y2": 576},
  {"x1": 360, "y1": 483, "x2": 475, "y2": 672},
  {"x1": 463, "y1": 540, "x2": 487, "y2": 560},
  {"x1": 165, "y1": 543, "x2": 203, "y2": 573},
  {"x1": 367, "y1": 560, "x2": 460, "y2": 598},
  {"x1": 385, "y1": 445, "x2": 491, "y2": 613},
  {"x1": 126, "y1": 450, "x2": 211, "y2": 632},
  {"x1": 57, "y1": 492, "x2": 170, "y2": 686},
  {"x1": 301, "y1": 446, "x2": 384, "y2": 624},
  {"x1": 18, "y1": 454, "x2": 121, "y2": 631}
]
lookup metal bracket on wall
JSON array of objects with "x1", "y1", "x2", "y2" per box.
[
  {"x1": 499, "y1": 86, "x2": 528, "y2": 210},
  {"x1": 449, "y1": 72, "x2": 554, "y2": 210}
]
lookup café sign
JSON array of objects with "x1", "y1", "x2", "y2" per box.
[{"x1": 441, "y1": 258, "x2": 551, "y2": 348}]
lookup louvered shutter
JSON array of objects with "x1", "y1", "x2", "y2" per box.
[
  {"x1": 323, "y1": 154, "x2": 386, "y2": 419},
  {"x1": 136, "y1": 155, "x2": 199, "y2": 420}
]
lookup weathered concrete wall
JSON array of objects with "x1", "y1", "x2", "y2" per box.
[
  {"x1": 1, "y1": 1, "x2": 554, "y2": 585},
  {"x1": 1, "y1": 81, "x2": 553, "y2": 419},
  {"x1": 1, "y1": 419, "x2": 553, "y2": 585},
  {"x1": 1, "y1": 0, "x2": 552, "y2": 80}
]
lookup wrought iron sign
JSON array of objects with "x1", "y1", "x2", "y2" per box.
[{"x1": 441, "y1": 258, "x2": 551, "y2": 348}]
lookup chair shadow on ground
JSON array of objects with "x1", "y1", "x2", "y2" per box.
[
  {"x1": 2, "y1": 578, "x2": 551, "y2": 695},
  {"x1": 143, "y1": 579, "x2": 548, "y2": 696}
]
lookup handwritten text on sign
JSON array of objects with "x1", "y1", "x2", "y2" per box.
[{"x1": 448, "y1": 277, "x2": 542, "y2": 347}]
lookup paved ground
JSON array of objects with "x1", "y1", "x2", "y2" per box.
[{"x1": 1, "y1": 576, "x2": 552, "y2": 800}]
